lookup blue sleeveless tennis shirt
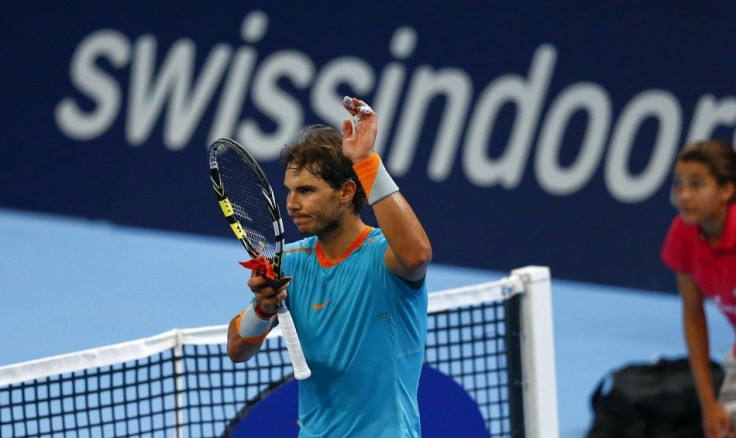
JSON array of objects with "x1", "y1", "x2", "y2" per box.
[{"x1": 282, "y1": 227, "x2": 428, "y2": 437}]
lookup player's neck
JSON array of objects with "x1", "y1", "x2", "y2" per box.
[{"x1": 317, "y1": 215, "x2": 367, "y2": 263}]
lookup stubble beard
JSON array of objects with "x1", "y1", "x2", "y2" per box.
[{"x1": 301, "y1": 215, "x2": 341, "y2": 239}]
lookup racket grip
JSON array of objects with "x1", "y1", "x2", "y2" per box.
[{"x1": 276, "y1": 306, "x2": 311, "y2": 380}]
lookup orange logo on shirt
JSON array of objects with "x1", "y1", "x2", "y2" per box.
[{"x1": 312, "y1": 300, "x2": 331, "y2": 310}]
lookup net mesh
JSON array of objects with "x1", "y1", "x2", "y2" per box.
[{"x1": 0, "y1": 279, "x2": 533, "y2": 438}]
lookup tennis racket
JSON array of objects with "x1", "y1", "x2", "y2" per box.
[{"x1": 208, "y1": 137, "x2": 311, "y2": 380}]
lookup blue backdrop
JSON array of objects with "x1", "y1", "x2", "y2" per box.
[{"x1": 3, "y1": 1, "x2": 736, "y2": 292}]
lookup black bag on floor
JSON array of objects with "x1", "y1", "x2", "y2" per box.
[{"x1": 587, "y1": 356, "x2": 724, "y2": 438}]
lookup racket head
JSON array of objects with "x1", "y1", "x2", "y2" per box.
[{"x1": 208, "y1": 138, "x2": 285, "y2": 277}]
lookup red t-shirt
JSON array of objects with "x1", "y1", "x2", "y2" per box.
[{"x1": 661, "y1": 202, "x2": 736, "y2": 329}]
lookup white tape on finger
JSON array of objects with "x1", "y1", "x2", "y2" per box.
[{"x1": 343, "y1": 96, "x2": 373, "y2": 125}]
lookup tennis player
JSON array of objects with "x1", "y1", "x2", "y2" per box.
[
  {"x1": 227, "y1": 97, "x2": 432, "y2": 437},
  {"x1": 661, "y1": 140, "x2": 736, "y2": 438}
]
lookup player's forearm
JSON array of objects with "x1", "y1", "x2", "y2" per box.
[
  {"x1": 226, "y1": 315, "x2": 265, "y2": 363},
  {"x1": 351, "y1": 152, "x2": 431, "y2": 278},
  {"x1": 372, "y1": 192, "x2": 432, "y2": 272}
]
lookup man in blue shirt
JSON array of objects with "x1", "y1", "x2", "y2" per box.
[{"x1": 227, "y1": 97, "x2": 432, "y2": 437}]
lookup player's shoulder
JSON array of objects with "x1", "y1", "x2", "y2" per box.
[
  {"x1": 284, "y1": 236, "x2": 318, "y2": 257},
  {"x1": 357, "y1": 227, "x2": 386, "y2": 248},
  {"x1": 359, "y1": 227, "x2": 388, "y2": 255},
  {"x1": 365, "y1": 227, "x2": 385, "y2": 242}
]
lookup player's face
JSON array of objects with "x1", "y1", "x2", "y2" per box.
[
  {"x1": 283, "y1": 166, "x2": 343, "y2": 236},
  {"x1": 672, "y1": 160, "x2": 733, "y2": 226}
]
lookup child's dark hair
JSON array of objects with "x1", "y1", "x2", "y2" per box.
[
  {"x1": 677, "y1": 140, "x2": 736, "y2": 192},
  {"x1": 281, "y1": 125, "x2": 367, "y2": 213}
]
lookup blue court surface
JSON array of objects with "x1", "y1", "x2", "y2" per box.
[{"x1": 0, "y1": 208, "x2": 731, "y2": 437}]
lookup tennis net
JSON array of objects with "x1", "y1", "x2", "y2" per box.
[{"x1": 0, "y1": 266, "x2": 557, "y2": 437}]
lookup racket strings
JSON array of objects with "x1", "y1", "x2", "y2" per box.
[{"x1": 216, "y1": 148, "x2": 279, "y2": 260}]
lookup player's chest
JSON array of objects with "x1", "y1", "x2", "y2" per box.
[{"x1": 292, "y1": 268, "x2": 386, "y2": 322}]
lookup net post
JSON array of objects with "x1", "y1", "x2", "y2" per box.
[
  {"x1": 173, "y1": 329, "x2": 185, "y2": 438},
  {"x1": 505, "y1": 291, "x2": 526, "y2": 437},
  {"x1": 511, "y1": 265, "x2": 559, "y2": 438}
]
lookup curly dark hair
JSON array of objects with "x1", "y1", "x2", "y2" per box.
[{"x1": 281, "y1": 125, "x2": 367, "y2": 213}]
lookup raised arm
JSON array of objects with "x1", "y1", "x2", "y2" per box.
[{"x1": 341, "y1": 97, "x2": 432, "y2": 282}]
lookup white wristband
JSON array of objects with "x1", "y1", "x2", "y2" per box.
[
  {"x1": 237, "y1": 301, "x2": 274, "y2": 341},
  {"x1": 353, "y1": 153, "x2": 399, "y2": 205}
]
